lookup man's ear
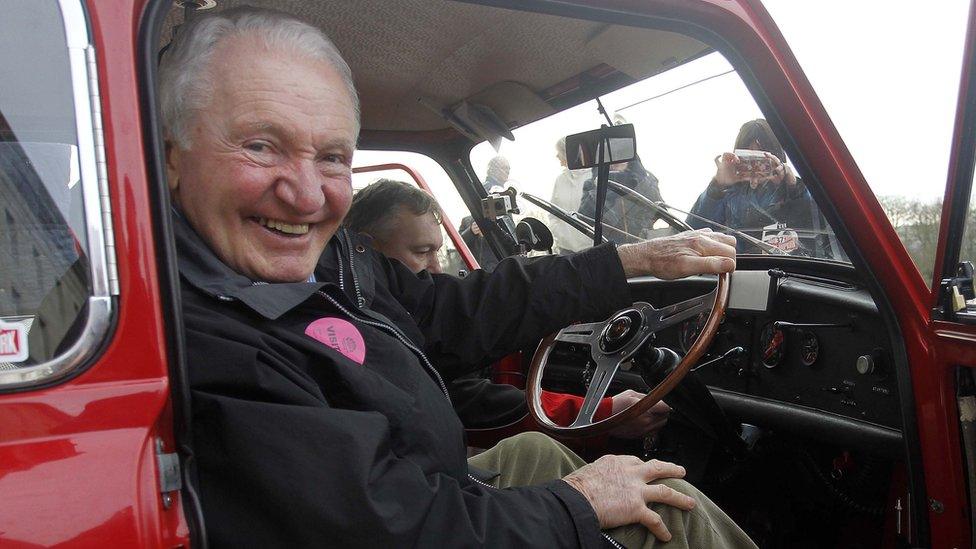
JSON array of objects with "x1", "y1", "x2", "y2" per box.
[{"x1": 165, "y1": 140, "x2": 181, "y2": 192}]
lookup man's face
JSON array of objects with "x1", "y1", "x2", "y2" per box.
[
  {"x1": 166, "y1": 35, "x2": 358, "y2": 282},
  {"x1": 371, "y1": 210, "x2": 444, "y2": 274}
]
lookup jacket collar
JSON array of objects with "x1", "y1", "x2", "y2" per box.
[{"x1": 173, "y1": 211, "x2": 343, "y2": 320}]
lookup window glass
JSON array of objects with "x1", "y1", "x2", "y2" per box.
[
  {"x1": 761, "y1": 1, "x2": 969, "y2": 282},
  {"x1": 352, "y1": 152, "x2": 469, "y2": 276},
  {"x1": 471, "y1": 52, "x2": 845, "y2": 262},
  {"x1": 0, "y1": 1, "x2": 93, "y2": 371}
]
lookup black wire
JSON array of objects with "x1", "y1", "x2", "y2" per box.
[{"x1": 616, "y1": 69, "x2": 736, "y2": 113}]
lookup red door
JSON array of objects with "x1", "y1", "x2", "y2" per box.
[
  {"x1": 926, "y1": 1, "x2": 976, "y2": 546},
  {"x1": 0, "y1": 0, "x2": 189, "y2": 546}
]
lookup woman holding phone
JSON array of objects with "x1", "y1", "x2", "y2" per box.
[{"x1": 687, "y1": 119, "x2": 817, "y2": 253}]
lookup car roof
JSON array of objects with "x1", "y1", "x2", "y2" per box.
[{"x1": 160, "y1": 1, "x2": 711, "y2": 142}]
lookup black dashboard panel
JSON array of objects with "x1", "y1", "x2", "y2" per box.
[
  {"x1": 629, "y1": 270, "x2": 902, "y2": 432},
  {"x1": 540, "y1": 261, "x2": 906, "y2": 453}
]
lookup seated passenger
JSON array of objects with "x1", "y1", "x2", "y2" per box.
[
  {"x1": 344, "y1": 178, "x2": 671, "y2": 434},
  {"x1": 160, "y1": 7, "x2": 755, "y2": 548},
  {"x1": 579, "y1": 154, "x2": 664, "y2": 243},
  {"x1": 687, "y1": 119, "x2": 817, "y2": 253}
]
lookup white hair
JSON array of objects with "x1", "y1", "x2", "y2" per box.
[{"x1": 158, "y1": 7, "x2": 360, "y2": 149}]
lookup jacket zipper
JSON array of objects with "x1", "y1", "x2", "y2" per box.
[
  {"x1": 335, "y1": 235, "x2": 619, "y2": 548},
  {"x1": 317, "y1": 290, "x2": 451, "y2": 402},
  {"x1": 467, "y1": 473, "x2": 494, "y2": 488}
]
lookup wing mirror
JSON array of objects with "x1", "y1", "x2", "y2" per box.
[
  {"x1": 515, "y1": 217, "x2": 554, "y2": 253},
  {"x1": 564, "y1": 124, "x2": 636, "y2": 170}
]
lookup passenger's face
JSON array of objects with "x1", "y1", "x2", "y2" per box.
[
  {"x1": 371, "y1": 210, "x2": 444, "y2": 274},
  {"x1": 166, "y1": 36, "x2": 358, "y2": 282}
]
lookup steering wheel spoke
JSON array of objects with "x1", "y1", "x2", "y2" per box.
[
  {"x1": 569, "y1": 357, "x2": 620, "y2": 426},
  {"x1": 643, "y1": 288, "x2": 717, "y2": 333},
  {"x1": 554, "y1": 321, "x2": 604, "y2": 345}
]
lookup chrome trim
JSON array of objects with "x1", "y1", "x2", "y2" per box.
[
  {"x1": 86, "y1": 45, "x2": 119, "y2": 296},
  {"x1": 0, "y1": 0, "x2": 116, "y2": 389}
]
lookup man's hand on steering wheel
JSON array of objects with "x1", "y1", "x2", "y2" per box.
[
  {"x1": 609, "y1": 390, "x2": 671, "y2": 439},
  {"x1": 616, "y1": 228, "x2": 736, "y2": 279}
]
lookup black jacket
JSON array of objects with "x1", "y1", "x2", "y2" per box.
[{"x1": 176, "y1": 213, "x2": 632, "y2": 548}]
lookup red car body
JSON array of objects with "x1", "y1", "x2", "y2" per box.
[{"x1": 1, "y1": 0, "x2": 974, "y2": 547}]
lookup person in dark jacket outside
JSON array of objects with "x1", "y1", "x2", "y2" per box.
[
  {"x1": 345, "y1": 178, "x2": 671, "y2": 435},
  {"x1": 458, "y1": 214, "x2": 501, "y2": 272},
  {"x1": 687, "y1": 119, "x2": 816, "y2": 252},
  {"x1": 579, "y1": 155, "x2": 664, "y2": 243},
  {"x1": 159, "y1": 7, "x2": 756, "y2": 548}
]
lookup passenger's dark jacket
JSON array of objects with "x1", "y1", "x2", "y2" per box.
[
  {"x1": 175, "y1": 213, "x2": 632, "y2": 548},
  {"x1": 687, "y1": 178, "x2": 815, "y2": 248}
]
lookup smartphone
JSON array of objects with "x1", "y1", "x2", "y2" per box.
[{"x1": 733, "y1": 149, "x2": 775, "y2": 180}]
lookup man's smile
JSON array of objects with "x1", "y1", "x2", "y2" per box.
[{"x1": 253, "y1": 216, "x2": 312, "y2": 237}]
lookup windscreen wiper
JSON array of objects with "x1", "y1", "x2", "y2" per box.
[
  {"x1": 656, "y1": 201, "x2": 788, "y2": 255},
  {"x1": 604, "y1": 180, "x2": 693, "y2": 231},
  {"x1": 519, "y1": 192, "x2": 607, "y2": 244},
  {"x1": 573, "y1": 212, "x2": 642, "y2": 243}
]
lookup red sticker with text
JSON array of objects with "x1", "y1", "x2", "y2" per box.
[
  {"x1": 305, "y1": 317, "x2": 366, "y2": 365},
  {"x1": 0, "y1": 319, "x2": 29, "y2": 363}
]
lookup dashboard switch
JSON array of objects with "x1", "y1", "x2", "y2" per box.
[{"x1": 856, "y1": 355, "x2": 875, "y2": 375}]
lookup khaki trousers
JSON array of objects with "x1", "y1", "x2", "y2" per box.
[{"x1": 468, "y1": 432, "x2": 757, "y2": 549}]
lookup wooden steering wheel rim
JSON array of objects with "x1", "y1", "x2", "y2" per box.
[{"x1": 526, "y1": 272, "x2": 730, "y2": 437}]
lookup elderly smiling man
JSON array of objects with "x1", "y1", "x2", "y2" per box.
[{"x1": 160, "y1": 7, "x2": 755, "y2": 549}]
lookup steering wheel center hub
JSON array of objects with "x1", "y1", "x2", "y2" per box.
[{"x1": 599, "y1": 310, "x2": 643, "y2": 353}]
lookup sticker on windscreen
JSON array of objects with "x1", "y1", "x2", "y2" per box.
[
  {"x1": 762, "y1": 223, "x2": 799, "y2": 253},
  {"x1": 0, "y1": 319, "x2": 29, "y2": 363}
]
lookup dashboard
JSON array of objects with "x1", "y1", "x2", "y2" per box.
[{"x1": 544, "y1": 260, "x2": 906, "y2": 456}]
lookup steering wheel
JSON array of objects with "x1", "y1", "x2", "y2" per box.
[{"x1": 526, "y1": 273, "x2": 730, "y2": 437}]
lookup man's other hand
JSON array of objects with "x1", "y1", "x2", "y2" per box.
[
  {"x1": 617, "y1": 229, "x2": 736, "y2": 280},
  {"x1": 608, "y1": 390, "x2": 670, "y2": 439},
  {"x1": 563, "y1": 456, "x2": 695, "y2": 542}
]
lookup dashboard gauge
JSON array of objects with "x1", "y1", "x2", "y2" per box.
[
  {"x1": 800, "y1": 331, "x2": 820, "y2": 366},
  {"x1": 679, "y1": 311, "x2": 710, "y2": 354},
  {"x1": 760, "y1": 322, "x2": 786, "y2": 368}
]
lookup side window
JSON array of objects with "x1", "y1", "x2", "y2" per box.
[
  {"x1": 761, "y1": 2, "x2": 970, "y2": 282},
  {"x1": 0, "y1": 1, "x2": 114, "y2": 387},
  {"x1": 351, "y1": 151, "x2": 473, "y2": 276},
  {"x1": 471, "y1": 51, "x2": 845, "y2": 262}
]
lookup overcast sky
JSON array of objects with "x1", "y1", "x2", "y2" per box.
[
  {"x1": 356, "y1": 1, "x2": 973, "y2": 228},
  {"x1": 762, "y1": 0, "x2": 970, "y2": 203}
]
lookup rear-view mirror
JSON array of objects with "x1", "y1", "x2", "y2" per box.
[{"x1": 564, "y1": 124, "x2": 636, "y2": 170}]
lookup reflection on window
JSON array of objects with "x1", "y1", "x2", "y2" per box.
[
  {"x1": 470, "y1": 52, "x2": 845, "y2": 262},
  {"x1": 0, "y1": 1, "x2": 94, "y2": 373}
]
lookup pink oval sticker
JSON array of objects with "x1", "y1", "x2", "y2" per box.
[{"x1": 305, "y1": 317, "x2": 366, "y2": 365}]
